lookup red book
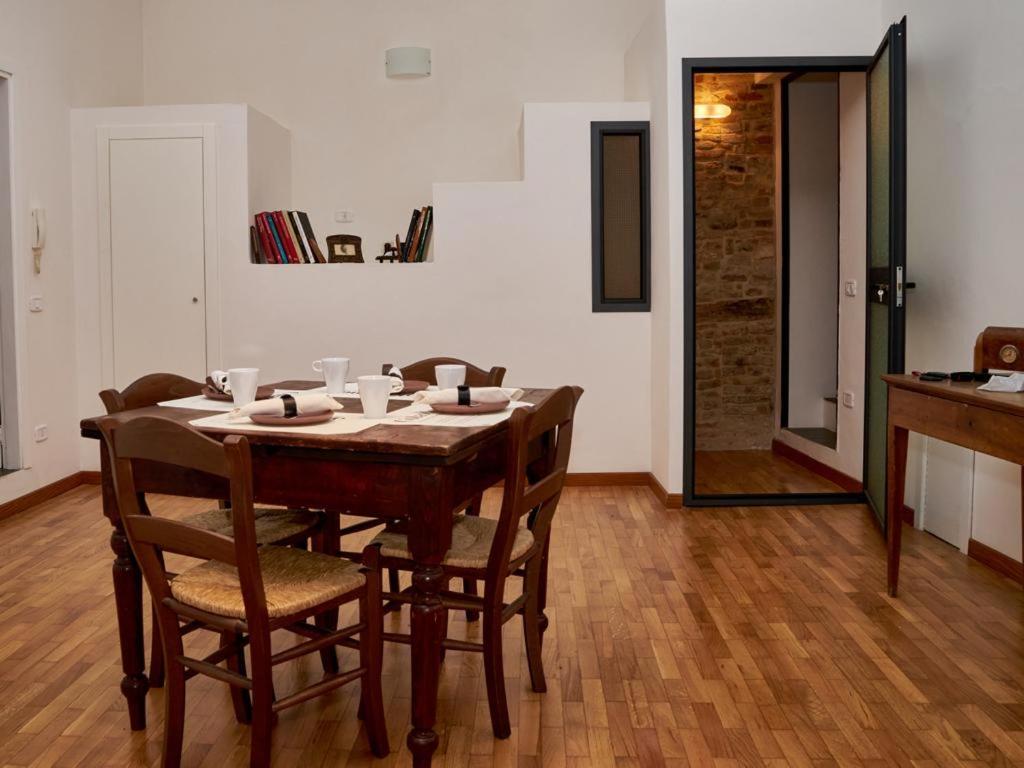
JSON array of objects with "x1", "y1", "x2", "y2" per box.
[
  {"x1": 255, "y1": 213, "x2": 278, "y2": 264},
  {"x1": 272, "y1": 210, "x2": 300, "y2": 264}
]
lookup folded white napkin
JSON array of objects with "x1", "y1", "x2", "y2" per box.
[
  {"x1": 978, "y1": 372, "x2": 1024, "y2": 393},
  {"x1": 209, "y1": 370, "x2": 230, "y2": 394},
  {"x1": 412, "y1": 386, "x2": 523, "y2": 405},
  {"x1": 386, "y1": 365, "x2": 404, "y2": 393},
  {"x1": 229, "y1": 393, "x2": 344, "y2": 420}
]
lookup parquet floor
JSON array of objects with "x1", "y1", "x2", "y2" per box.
[
  {"x1": 694, "y1": 451, "x2": 846, "y2": 495},
  {"x1": 1, "y1": 483, "x2": 1023, "y2": 767}
]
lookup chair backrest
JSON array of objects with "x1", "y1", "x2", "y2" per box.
[
  {"x1": 486, "y1": 386, "x2": 583, "y2": 579},
  {"x1": 974, "y1": 327, "x2": 1024, "y2": 373},
  {"x1": 100, "y1": 372, "x2": 204, "y2": 414},
  {"x1": 382, "y1": 357, "x2": 506, "y2": 387},
  {"x1": 96, "y1": 415, "x2": 270, "y2": 624}
]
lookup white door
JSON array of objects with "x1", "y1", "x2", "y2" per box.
[{"x1": 102, "y1": 130, "x2": 211, "y2": 387}]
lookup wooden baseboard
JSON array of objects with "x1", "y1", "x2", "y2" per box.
[
  {"x1": 901, "y1": 504, "x2": 914, "y2": 525},
  {"x1": 80, "y1": 470, "x2": 102, "y2": 485},
  {"x1": 565, "y1": 472, "x2": 650, "y2": 486},
  {"x1": 0, "y1": 471, "x2": 95, "y2": 523},
  {"x1": 648, "y1": 473, "x2": 684, "y2": 509},
  {"x1": 565, "y1": 472, "x2": 683, "y2": 509},
  {"x1": 770, "y1": 439, "x2": 863, "y2": 493},
  {"x1": 967, "y1": 538, "x2": 1024, "y2": 583}
]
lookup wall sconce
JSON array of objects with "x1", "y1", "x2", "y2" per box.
[
  {"x1": 385, "y1": 47, "x2": 431, "y2": 78},
  {"x1": 694, "y1": 103, "x2": 732, "y2": 119}
]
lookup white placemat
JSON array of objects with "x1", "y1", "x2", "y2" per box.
[
  {"x1": 385, "y1": 401, "x2": 532, "y2": 427},
  {"x1": 274, "y1": 385, "x2": 420, "y2": 401},
  {"x1": 189, "y1": 411, "x2": 386, "y2": 435},
  {"x1": 158, "y1": 394, "x2": 235, "y2": 412}
]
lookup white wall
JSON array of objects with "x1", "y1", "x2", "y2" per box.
[
  {"x1": 625, "y1": 6, "x2": 673, "y2": 490},
  {"x1": 883, "y1": 0, "x2": 1024, "y2": 562},
  {"x1": 786, "y1": 78, "x2": 840, "y2": 429},
  {"x1": 140, "y1": 0, "x2": 652, "y2": 257},
  {"x1": 0, "y1": 0, "x2": 142, "y2": 503}
]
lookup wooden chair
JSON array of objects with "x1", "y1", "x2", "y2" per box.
[
  {"x1": 101, "y1": 373, "x2": 327, "y2": 684},
  {"x1": 335, "y1": 358, "x2": 508, "y2": 619},
  {"x1": 97, "y1": 415, "x2": 389, "y2": 768},
  {"x1": 382, "y1": 356, "x2": 507, "y2": 388},
  {"x1": 369, "y1": 385, "x2": 582, "y2": 738}
]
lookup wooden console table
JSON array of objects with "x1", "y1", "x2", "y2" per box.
[{"x1": 883, "y1": 374, "x2": 1024, "y2": 596}]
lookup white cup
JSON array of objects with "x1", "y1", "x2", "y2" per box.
[
  {"x1": 435, "y1": 364, "x2": 466, "y2": 390},
  {"x1": 227, "y1": 368, "x2": 260, "y2": 407},
  {"x1": 313, "y1": 357, "x2": 350, "y2": 394},
  {"x1": 358, "y1": 375, "x2": 392, "y2": 418}
]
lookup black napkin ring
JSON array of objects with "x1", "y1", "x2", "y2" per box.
[
  {"x1": 457, "y1": 385, "x2": 471, "y2": 406},
  {"x1": 280, "y1": 394, "x2": 298, "y2": 418}
]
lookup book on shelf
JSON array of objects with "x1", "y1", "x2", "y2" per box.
[
  {"x1": 414, "y1": 205, "x2": 433, "y2": 262},
  {"x1": 296, "y1": 211, "x2": 326, "y2": 263},
  {"x1": 251, "y1": 210, "x2": 326, "y2": 264},
  {"x1": 263, "y1": 212, "x2": 288, "y2": 263},
  {"x1": 405, "y1": 207, "x2": 426, "y2": 263},
  {"x1": 400, "y1": 209, "x2": 421, "y2": 262},
  {"x1": 271, "y1": 211, "x2": 300, "y2": 263},
  {"x1": 254, "y1": 214, "x2": 277, "y2": 263},
  {"x1": 249, "y1": 226, "x2": 263, "y2": 264},
  {"x1": 284, "y1": 211, "x2": 308, "y2": 263}
]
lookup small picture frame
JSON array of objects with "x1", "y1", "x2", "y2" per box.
[{"x1": 326, "y1": 234, "x2": 363, "y2": 263}]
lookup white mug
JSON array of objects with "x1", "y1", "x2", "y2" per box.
[
  {"x1": 435, "y1": 364, "x2": 466, "y2": 390},
  {"x1": 227, "y1": 368, "x2": 260, "y2": 407},
  {"x1": 358, "y1": 375, "x2": 392, "y2": 418},
  {"x1": 313, "y1": 357, "x2": 350, "y2": 394}
]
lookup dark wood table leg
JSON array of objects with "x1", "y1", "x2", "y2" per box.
[
  {"x1": 886, "y1": 421, "x2": 909, "y2": 597},
  {"x1": 102, "y1": 450, "x2": 149, "y2": 730},
  {"x1": 405, "y1": 468, "x2": 455, "y2": 767},
  {"x1": 408, "y1": 564, "x2": 445, "y2": 765},
  {"x1": 1020, "y1": 466, "x2": 1024, "y2": 589}
]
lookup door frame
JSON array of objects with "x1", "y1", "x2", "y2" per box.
[
  {"x1": 0, "y1": 67, "x2": 22, "y2": 471},
  {"x1": 682, "y1": 56, "x2": 871, "y2": 507},
  {"x1": 96, "y1": 123, "x2": 220, "y2": 389}
]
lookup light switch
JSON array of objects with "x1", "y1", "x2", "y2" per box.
[
  {"x1": 28, "y1": 295, "x2": 43, "y2": 312},
  {"x1": 842, "y1": 391, "x2": 855, "y2": 408},
  {"x1": 844, "y1": 280, "x2": 857, "y2": 297}
]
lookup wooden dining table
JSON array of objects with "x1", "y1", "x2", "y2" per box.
[{"x1": 80, "y1": 380, "x2": 551, "y2": 767}]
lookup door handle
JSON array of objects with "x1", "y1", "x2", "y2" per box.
[
  {"x1": 870, "y1": 269, "x2": 915, "y2": 305},
  {"x1": 192, "y1": 297, "x2": 199, "y2": 304}
]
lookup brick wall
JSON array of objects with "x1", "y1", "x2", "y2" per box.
[{"x1": 694, "y1": 74, "x2": 776, "y2": 451}]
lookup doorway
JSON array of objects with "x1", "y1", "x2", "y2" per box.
[{"x1": 682, "y1": 19, "x2": 908, "y2": 509}]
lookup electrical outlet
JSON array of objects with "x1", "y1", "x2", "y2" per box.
[
  {"x1": 333, "y1": 210, "x2": 355, "y2": 224},
  {"x1": 844, "y1": 280, "x2": 857, "y2": 297},
  {"x1": 842, "y1": 391, "x2": 855, "y2": 408},
  {"x1": 33, "y1": 424, "x2": 48, "y2": 442}
]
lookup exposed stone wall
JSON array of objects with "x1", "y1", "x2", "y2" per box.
[{"x1": 694, "y1": 74, "x2": 776, "y2": 451}]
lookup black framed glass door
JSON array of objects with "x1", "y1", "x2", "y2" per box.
[{"x1": 863, "y1": 17, "x2": 908, "y2": 525}]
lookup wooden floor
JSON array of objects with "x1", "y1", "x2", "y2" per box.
[
  {"x1": 695, "y1": 450, "x2": 846, "y2": 495},
  {"x1": 1, "y1": 484, "x2": 1024, "y2": 767}
]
